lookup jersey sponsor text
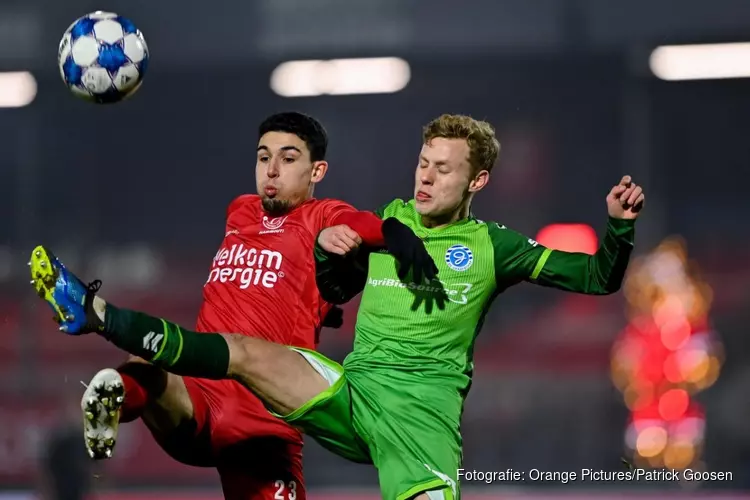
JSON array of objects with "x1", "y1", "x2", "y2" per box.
[
  {"x1": 367, "y1": 277, "x2": 472, "y2": 305},
  {"x1": 206, "y1": 244, "x2": 284, "y2": 289}
]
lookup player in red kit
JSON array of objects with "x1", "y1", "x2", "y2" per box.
[{"x1": 44, "y1": 112, "x2": 436, "y2": 500}]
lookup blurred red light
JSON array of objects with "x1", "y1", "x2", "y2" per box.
[
  {"x1": 659, "y1": 389, "x2": 690, "y2": 421},
  {"x1": 663, "y1": 353, "x2": 684, "y2": 383},
  {"x1": 632, "y1": 404, "x2": 661, "y2": 421},
  {"x1": 660, "y1": 318, "x2": 691, "y2": 350},
  {"x1": 535, "y1": 223, "x2": 598, "y2": 254}
]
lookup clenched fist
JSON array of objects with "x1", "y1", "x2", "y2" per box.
[
  {"x1": 607, "y1": 175, "x2": 645, "y2": 220},
  {"x1": 318, "y1": 224, "x2": 362, "y2": 256}
]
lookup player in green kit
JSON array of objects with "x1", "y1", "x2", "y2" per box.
[
  {"x1": 304, "y1": 114, "x2": 644, "y2": 500},
  {"x1": 29, "y1": 114, "x2": 644, "y2": 500}
]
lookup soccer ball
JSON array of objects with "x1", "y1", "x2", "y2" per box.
[{"x1": 58, "y1": 11, "x2": 149, "y2": 104}]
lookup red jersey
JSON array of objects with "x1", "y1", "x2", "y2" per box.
[{"x1": 196, "y1": 195, "x2": 356, "y2": 347}]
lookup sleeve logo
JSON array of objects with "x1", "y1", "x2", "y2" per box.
[{"x1": 445, "y1": 244, "x2": 473, "y2": 272}]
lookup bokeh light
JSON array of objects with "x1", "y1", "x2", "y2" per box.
[
  {"x1": 658, "y1": 389, "x2": 689, "y2": 421},
  {"x1": 660, "y1": 318, "x2": 691, "y2": 350},
  {"x1": 612, "y1": 237, "x2": 722, "y2": 469},
  {"x1": 662, "y1": 353, "x2": 683, "y2": 383},
  {"x1": 535, "y1": 223, "x2": 598, "y2": 254},
  {"x1": 636, "y1": 426, "x2": 668, "y2": 457},
  {"x1": 664, "y1": 441, "x2": 695, "y2": 469}
]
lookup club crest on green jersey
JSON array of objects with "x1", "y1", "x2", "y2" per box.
[{"x1": 445, "y1": 244, "x2": 473, "y2": 271}]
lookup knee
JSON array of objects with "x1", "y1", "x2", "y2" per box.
[
  {"x1": 119, "y1": 358, "x2": 169, "y2": 396},
  {"x1": 126, "y1": 355, "x2": 150, "y2": 365},
  {"x1": 224, "y1": 333, "x2": 261, "y2": 379}
]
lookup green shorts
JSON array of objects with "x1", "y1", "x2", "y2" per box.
[{"x1": 273, "y1": 348, "x2": 463, "y2": 500}]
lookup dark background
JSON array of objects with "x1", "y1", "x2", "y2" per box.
[{"x1": 1, "y1": 0, "x2": 749, "y2": 498}]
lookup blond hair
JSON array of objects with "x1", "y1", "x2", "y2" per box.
[{"x1": 422, "y1": 114, "x2": 500, "y2": 174}]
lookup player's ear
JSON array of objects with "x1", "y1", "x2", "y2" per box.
[
  {"x1": 468, "y1": 170, "x2": 489, "y2": 193},
  {"x1": 311, "y1": 161, "x2": 328, "y2": 184}
]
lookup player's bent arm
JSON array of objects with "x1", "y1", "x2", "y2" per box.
[
  {"x1": 314, "y1": 199, "x2": 436, "y2": 302},
  {"x1": 319, "y1": 199, "x2": 387, "y2": 247},
  {"x1": 314, "y1": 201, "x2": 391, "y2": 304},
  {"x1": 491, "y1": 217, "x2": 636, "y2": 295},
  {"x1": 314, "y1": 242, "x2": 369, "y2": 304},
  {"x1": 330, "y1": 210, "x2": 385, "y2": 246}
]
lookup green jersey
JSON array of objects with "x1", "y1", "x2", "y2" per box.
[{"x1": 316, "y1": 198, "x2": 635, "y2": 391}]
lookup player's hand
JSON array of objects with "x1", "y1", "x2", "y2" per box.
[
  {"x1": 321, "y1": 306, "x2": 344, "y2": 329},
  {"x1": 606, "y1": 175, "x2": 645, "y2": 220},
  {"x1": 318, "y1": 225, "x2": 362, "y2": 256},
  {"x1": 382, "y1": 218, "x2": 439, "y2": 284}
]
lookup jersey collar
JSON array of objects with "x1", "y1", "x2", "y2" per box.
[{"x1": 408, "y1": 200, "x2": 478, "y2": 236}]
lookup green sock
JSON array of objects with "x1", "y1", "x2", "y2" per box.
[{"x1": 100, "y1": 304, "x2": 230, "y2": 379}]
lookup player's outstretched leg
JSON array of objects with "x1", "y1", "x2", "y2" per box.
[
  {"x1": 81, "y1": 368, "x2": 124, "y2": 459},
  {"x1": 29, "y1": 245, "x2": 326, "y2": 419},
  {"x1": 93, "y1": 302, "x2": 327, "y2": 416}
]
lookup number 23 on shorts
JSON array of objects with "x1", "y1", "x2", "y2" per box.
[{"x1": 274, "y1": 480, "x2": 297, "y2": 500}]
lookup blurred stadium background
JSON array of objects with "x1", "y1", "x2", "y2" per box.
[{"x1": 2, "y1": 0, "x2": 750, "y2": 498}]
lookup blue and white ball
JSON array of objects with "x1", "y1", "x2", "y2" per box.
[{"x1": 58, "y1": 11, "x2": 149, "y2": 103}]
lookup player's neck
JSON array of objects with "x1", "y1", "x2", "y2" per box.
[{"x1": 420, "y1": 203, "x2": 471, "y2": 229}]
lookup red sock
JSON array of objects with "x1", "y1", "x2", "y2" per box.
[{"x1": 119, "y1": 371, "x2": 148, "y2": 423}]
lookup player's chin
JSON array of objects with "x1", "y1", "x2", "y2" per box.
[
  {"x1": 414, "y1": 200, "x2": 435, "y2": 215},
  {"x1": 261, "y1": 197, "x2": 293, "y2": 216}
]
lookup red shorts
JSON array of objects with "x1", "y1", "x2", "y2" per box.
[{"x1": 152, "y1": 377, "x2": 305, "y2": 500}]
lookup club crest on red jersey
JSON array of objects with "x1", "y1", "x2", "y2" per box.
[{"x1": 260, "y1": 216, "x2": 287, "y2": 235}]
